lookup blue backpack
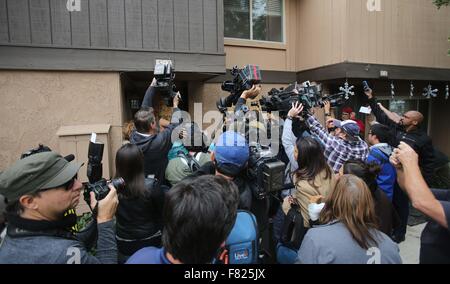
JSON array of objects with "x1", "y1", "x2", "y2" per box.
[{"x1": 218, "y1": 210, "x2": 259, "y2": 264}]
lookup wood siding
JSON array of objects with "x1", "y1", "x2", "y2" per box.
[{"x1": 0, "y1": 0, "x2": 225, "y2": 72}]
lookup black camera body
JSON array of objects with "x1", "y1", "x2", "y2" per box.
[
  {"x1": 154, "y1": 59, "x2": 178, "y2": 107},
  {"x1": 217, "y1": 65, "x2": 262, "y2": 113},
  {"x1": 247, "y1": 146, "x2": 286, "y2": 200},
  {"x1": 83, "y1": 178, "x2": 125, "y2": 205}
]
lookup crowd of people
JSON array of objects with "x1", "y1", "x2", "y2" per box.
[{"x1": 0, "y1": 80, "x2": 449, "y2": 264}]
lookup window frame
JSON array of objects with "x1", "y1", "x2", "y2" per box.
[{"x1": 224, "y1": 0, "x2": 286, "y2": 44}]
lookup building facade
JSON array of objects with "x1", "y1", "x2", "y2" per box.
[{"x1": 1, "y1": 0, "x2": 450, "y2": 179}]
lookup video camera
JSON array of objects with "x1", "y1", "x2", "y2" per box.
[
  {"x1": 247, "y1": 144, "x2": 286, "y2": 200},
  {"x1": 261, "y1": 81, "x2": 348, "y2": 117},
  {"x1": 154, "y1": 59, "x2": 179, "y2": 107},
  {"x1": 217, "y1": 65, "x2": 262, "y2": 113}
]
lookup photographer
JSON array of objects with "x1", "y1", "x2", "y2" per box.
[
  {"x1": 187, "y1": 131, "x2": 252, "y2": 211},
  {"x1": 126, "y1": 175, "x2": 239, "y2": 264},
  {"x1": 130, "y1": 90, "x2": 182, "y2": 183},
  {"x1": 114, "y1": 144, "x2": 166, "y2": 263},
  {"x1": 0, "y1": 152, "x2": 118, "y2": 264},
  {"x1": 165, "y1": 122, "x2": 210, "y2": 186},
  {"x1": 390, "y1": 142, "x2": 450, "y2": 263},
  {"x1": 364, "y1": 88, "x2": 435, "y2": 185},
  {"x1": 300, "y1": 101, "x2": 369, "y2": 173}
]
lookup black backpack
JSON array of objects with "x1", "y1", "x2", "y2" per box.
[{"x1": 280, "y1": 203, "x2": 309, "y2": 251}]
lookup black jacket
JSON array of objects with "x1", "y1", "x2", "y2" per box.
[
  {"x1": 130, "y1": 123, "x2": 178, "y2": 183},
  {"x1": 115, "y1": 179, "x2": 165, "y2": 241},
  {"x1": 368, "y1": 97, "x2": 435, "y2": 183}
]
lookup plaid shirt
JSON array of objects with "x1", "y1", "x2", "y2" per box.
[{"x1": 306, "y1": 115, "x2": 369, "y2": 173}]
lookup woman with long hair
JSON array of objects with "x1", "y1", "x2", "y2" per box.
[
  {"x1": 277, "y1": 136, "x2": 336, "y2": 264},
  {"x1": 297, "y1": 175, "x2": 402, "y2": 264},
  {"x1": 114, "y1": 144, "x2": 165, "y2": 263},
  {"x1": 341, "y1": 160, "x2": 400, "y2": 236},
  {"x1": 282, "y1": 136, "x2": 336, "y2": 228}
]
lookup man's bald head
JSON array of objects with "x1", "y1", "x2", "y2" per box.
[
  {"x1": 401, "y1": 111, "x2": 424, "y2": 131},
  {"x1": 405, "y1": 111, "x2": 424, "y2": 125}
]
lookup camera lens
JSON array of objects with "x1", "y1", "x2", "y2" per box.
[{"x1": 110, "y1": 177, "x2": 126, "y2": 191}]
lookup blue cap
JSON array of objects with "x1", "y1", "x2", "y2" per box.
[{"x1": 214, "y1": 131, "x2": 249, "y2": 176}]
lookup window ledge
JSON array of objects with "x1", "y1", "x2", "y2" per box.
[{"x1": 224, "y1": 38, "x2": 287, "y2": 50}]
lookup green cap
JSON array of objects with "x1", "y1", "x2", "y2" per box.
[{"x1": 0, "y1": 152, "x2": 82, "y2": 202}]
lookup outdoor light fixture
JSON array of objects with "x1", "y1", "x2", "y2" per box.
[{"x1": 380, "y1": 70, "x2": 389, "y2": 78}]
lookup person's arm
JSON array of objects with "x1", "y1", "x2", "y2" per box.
[
  {"x1": 306, "y1": 115, "x2": 334, "y2": 147},
  {"x1": 234, "y1": 85, "x2": 261, "y2": 115},
  {"x1": 141, "y1": 78, "x2": 157, "y2": 108},
  {"x1": 378, "y1": 103, "x2": 401, "y2": 124},
  {"x1": 81, "y1": 185, "x2": 119, "y2": 264},
  {"x1": 323, "y1": 101, "x2": 334, "y2": 119},
  {"x1": 364, "y1": 89, "x2": 398, "y2": 128},
  {"x1": 391, "y1": 142, "x2": 448, "y2": 229},
  {"x1": 282, "y1": 118, "x2": 299, "y2": 170}
]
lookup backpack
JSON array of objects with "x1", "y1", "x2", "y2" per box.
[
  {"x1": 217, "y1": 210, "x2": 259, "y2": 264},
  {"x1": 280, "y1": 203, "x2": 308, "y2": 251},
  {"x1": 177, "y1": 151, "x2": 202, "y2": 173}
]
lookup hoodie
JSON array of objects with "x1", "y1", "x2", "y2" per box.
[{"x1": 367, "y1": 143, "x2": 396, "y2": 201}]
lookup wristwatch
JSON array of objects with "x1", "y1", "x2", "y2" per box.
[{"x1": 325, "y1": 113, "x2": 331, "y2": 116}]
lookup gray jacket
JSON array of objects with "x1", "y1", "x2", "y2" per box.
[
  {"x1": 297, "y1": 221, "x2": 402, "y2": 264},
  {"x1": 0, "y1": 221, "x2": 117, "y2": 264}
]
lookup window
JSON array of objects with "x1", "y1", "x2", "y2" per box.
[{"x1": 224, "y1": 0, "x2": 284, "y2": 42}]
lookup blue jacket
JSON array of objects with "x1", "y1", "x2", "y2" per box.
[{"x1": 367, "y1": 144, "x2": 396, "y2": 201}]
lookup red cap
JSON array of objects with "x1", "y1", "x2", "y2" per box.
[{"x1": 342, "y1": 106, "x2": 353, "y2": 114}]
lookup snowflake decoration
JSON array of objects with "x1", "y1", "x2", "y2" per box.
[
  {"x1": 339, "y1": 80, "x2": 355, "y2": 100},
  {"x1": 446, "y1": 84, "x2": 449, "y2": 100},
  {"x1": 390, "y1": 82, "x2": 395, "y2": 99},
  {"x1": 410, "y1": 82, "x2": 414, "y2": 97},
  {"x1": 422, "y1": 84, "x2": 438, "y2": 99}
]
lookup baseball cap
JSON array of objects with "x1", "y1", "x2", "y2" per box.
[
  {"x1": 342, "y1": 106, "x2": 353, "y2": 114},
  {"x1": 333, "y1": 119, "x2": 360, "y2": 138},
  {"x1": 214, "y1": 131, "x2": 249, "y2": 176},
  {"x1": 0, "y1": 152, "x2": 83, "y2": 202}
]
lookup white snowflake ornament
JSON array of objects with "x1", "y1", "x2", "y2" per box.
[
  {"x1": 422, "y1": 84, "x2": 438, "y2": 99},
  {"x1": 339, "y1": 80, "x2": 355, "y2": 100}
]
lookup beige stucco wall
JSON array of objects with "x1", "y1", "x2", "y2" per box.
[
  {"x1": 225, "y1": 0, "x2": 450, "y2": 72},
  {"x1": 346, "y1": 0, "x2": 450, "y2": 68},
  {"x1": 0, "y1": 71, "x2": 124, "y2": 177}
]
